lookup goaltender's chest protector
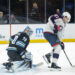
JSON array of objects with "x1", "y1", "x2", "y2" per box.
[
  {"x1": 17, "y1": 33, "x2": 30, "y2": 45},
  {"x1": 9, "y1": 32, "x2": 30, "y2": 50}
]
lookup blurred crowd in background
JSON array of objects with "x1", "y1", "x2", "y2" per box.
[{"x1": 0, "y1": 0, "x2": 74, "y2": 24}]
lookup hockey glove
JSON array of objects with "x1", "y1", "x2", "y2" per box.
[
  {"x1": 60, "y1": 42, "x2": 64, "y2": 50},
  {"x1": 20, "y1": 51, "x2": 25, "y2": 56},
  {"x1": 20, "y1": 50, "x2": 27, "y2": 59},
  {"x1": 54, "y1": 25, "x2": 63, "y2": 34},
  {"x1": 25, "y1": 52, "x2": 32, "y2": 61}
]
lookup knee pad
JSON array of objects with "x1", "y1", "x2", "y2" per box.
[
  {"x1": 53, "y1": 45, "x2": 62, "y2": 54},
  {"x1": 53, "y1": 45, "x2": 62, "y2": 59}
]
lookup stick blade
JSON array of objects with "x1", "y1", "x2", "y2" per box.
[
  {"x1": 33, "y1": 62, "x2": 44, "y2": 67},
  {"x1": 72, "y1": 65, "x2": 75, "y2": 67}
]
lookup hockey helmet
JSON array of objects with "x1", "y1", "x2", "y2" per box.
[{"x1": 62, "y1": 12, "x2": 71, "y2": 22}]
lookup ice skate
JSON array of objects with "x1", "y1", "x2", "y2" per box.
[
  {"x1": 43, "y1": 53, "x2": 51, "y2": 64},
  {"x1": 50, "y1": 63, "x2": 61, "y2": 71},
  {"x1": 3, "y1": 62, "x2": 14, "y2": 72}
]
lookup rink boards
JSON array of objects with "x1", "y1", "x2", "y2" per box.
[{"x1": 0, "y1": 24, "x2": 75, "y2": 44}]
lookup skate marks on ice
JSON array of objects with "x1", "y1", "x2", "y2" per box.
[{"x1": 0, "y1": 65, "x2": 75, "y2": 75}]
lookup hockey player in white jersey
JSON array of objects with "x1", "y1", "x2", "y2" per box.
[
  {"x1": 3, "y1": 26, "x2": 33, "y2": 72},
  {"x1": 43, "y1": 12, "x2": 71, "y2": 69}
]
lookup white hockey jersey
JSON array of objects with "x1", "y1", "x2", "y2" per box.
[{"x1": 44, "y1": 14, "x2": 66, "y2": 42}]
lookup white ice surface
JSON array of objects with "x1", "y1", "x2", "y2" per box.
[{"x1": 0, "y1": 43, "x2": 75, "y2": 75}]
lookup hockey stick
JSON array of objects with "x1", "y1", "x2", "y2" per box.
[
  {"x1": 33, "y1": 62, "x2": 44, "y2": 67},
  {"x1": 56, "y1": 35, "x2": 75, "y2": 67},
  {"x1": 63, "y1": 50, "x2": 75, "y2": 67}
]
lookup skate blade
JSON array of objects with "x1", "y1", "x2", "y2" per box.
[
  {"x1": 6, "y1": 67, "x2": 14, "y2": 73},
  {"x1": 50, "y1": 68, "x2": 61, "y2": 71},
  {"x1": 43, "y1": 56, "x2": 50, "y2": 64},
  {"x1": 5, "y1": 69, "x2": 14, "y2": 73}
]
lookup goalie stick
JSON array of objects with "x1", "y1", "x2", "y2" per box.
[{"x1": 33, "y1": 62, "x2": 44, "y2": 67}]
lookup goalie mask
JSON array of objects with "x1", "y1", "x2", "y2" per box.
[
  {"x1": 23, "y1": 26, "x2": 33, "y2": 36},
  {"x1": 62, "y1": 12, "x2": 71, "y2": 23}
]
